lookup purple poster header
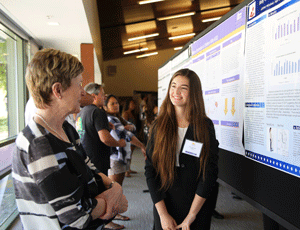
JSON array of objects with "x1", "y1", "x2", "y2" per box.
[
  {"x1": 206, "y1": 51, "x2": 220, "y2": 61},
  {"x1": 206, "y1": 46, "x2": 220, "y2": 56},
  {"x1": 222, "y1": 74, "x2": 240, "y2": 84},
  {"x1": 193, "y1": 54, "x2": 205, "y2": 63},
  {"x1": 212, "y1": 120, "x2": 220, "y2": 125},
  {"x1": 192, "y1": 8, "x2": 246, "y2": 55},
  {"x1": 205, "y1": 89, "x2": 220, "y2": 95},
  {"x1": 222, "y1": 33, "x2": 242, "y2": 48},
  {"x1": 221, "y1": 121, "x2": 239, "y2": 127}
]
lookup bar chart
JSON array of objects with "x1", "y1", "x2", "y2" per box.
[
  {"x1": 274, "y1": 14, "x2": 300, "y2": 40},
  {"x1": 273, "y1": 59, "x2": 300, "y2": 76}
]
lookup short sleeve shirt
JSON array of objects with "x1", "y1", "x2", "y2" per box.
[{"x1": 76, "y1": 104, "x2": 111, "y2": 175}]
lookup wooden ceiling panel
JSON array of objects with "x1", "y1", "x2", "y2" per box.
[
  {"x1": 123, "y1": 4, "x2": 155, "y2": 24},
  {"x1": 95, "y1": 0, "x2": 245, "y2": 61},
  {"x1": 166, "y1": 17, "x2": 194, "y2": 36}
]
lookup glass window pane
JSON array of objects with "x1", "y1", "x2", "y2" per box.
[
  {"x1": 0, "y1": 30, "x2": 17, "y2": 142},
  {"x1": 0, "y1": 173, "x2": 18, "y2": 227}
]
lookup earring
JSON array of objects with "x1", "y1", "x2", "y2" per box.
[{"x1": 59, "y1": 96, "x2": 62, "y2": 99}]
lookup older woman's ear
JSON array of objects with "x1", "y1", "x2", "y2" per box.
[{"x1": 52, "y1": 82, "x2": 63, "y2": 99}]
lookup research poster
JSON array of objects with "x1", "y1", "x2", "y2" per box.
[
  {"x1": 245, "y1": 0, "x2": 300, "y2": 177},
  {"x1": 190, "y1": 8, "x2": 246, "y2": 155},
  {"x1": 171, "y1": 48, "x2": 191, "y2": 76},
  {"x1": 158, "y1": 61, "x2": 172, "y2": 108}
]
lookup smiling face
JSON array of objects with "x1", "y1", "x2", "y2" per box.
[
  {"x1": 169, "y1": 75, "x2": 190, "y2": 109},
  {"x1": 105, "y1": 96, "x2": 119, "y2": 115}
]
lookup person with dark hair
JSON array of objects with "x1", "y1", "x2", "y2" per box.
[
  {"x1": 13, "y1": 48, "x2": 128, "y2": 230},
  {"x1": 76, "y1": 83, "x2": 127, "y2": 230},
  {"x1": 141, "y1": 94, "x2": 158, "y2": 144},
  {"x1": 104, "y1": 94, "x2": 146, "y2": 224},
  {"x1": 104, "y1": 94, "x2": 146, "y2": 185},
  {"x1": 122, "y1": 98, "x2": 138, "y2": 177},
  {"x1": 76, "y1": 83, "x2": 126, "y2": 176},
  {"x1": 145, "y1": 69, "x2": 219, "y2": 230}
]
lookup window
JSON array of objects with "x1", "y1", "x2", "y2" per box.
[
  {"x1": 0, "y1": 25, "x2": 27, "y2": 143},
  {"x1": 0, "y1": 22, "x2": 29, "y2": 229}
]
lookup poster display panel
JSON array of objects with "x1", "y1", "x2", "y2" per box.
[
  {"x1": 170, "y1": 48, "x2": 191, "y2": 76},
  {"x1": 190, "y1": 8, "x2": 247, "y2": 155},
  {"x1": 245, "y1": 0, "x2": 300, "y2": 177},
  {"x1": 158, "y1": 61, "x2": 172, "y2": 108}
]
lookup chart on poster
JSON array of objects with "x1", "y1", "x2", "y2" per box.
[
  {"x1": 244, "y1": 0, "x2": 300, "y2": 177},
  {"x1": 190, "y1": 8, "x2": 246, "y2": 155}
]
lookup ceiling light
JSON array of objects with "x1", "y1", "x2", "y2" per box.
[
  {"x1": 136, "y1": 52, "x2": 158, "y2": 58},
  {"x1": 157, "y1": 12, "x2": 195, "y2": 21},
  {"x1": 138, "y1": 0, "x2": 164, "y2": 5},
  {"x1": 48, "y1": 22, "x2": 60, "y2": 26},
  {"x1": 128, "y1": 33, "x2": 159, "y2": 41},
  {"x1": 169, "y1": 33, "x2": 195, "y2": 40},
  {"x1": 202, "y1": 17, "x2": 222, "y2": 23},
  {"x1": 174, "y1": 47, "x2": 183, "y2": 50},
  {"x1": 124, "y1": 48, "x2": 149, "y2": 55}
]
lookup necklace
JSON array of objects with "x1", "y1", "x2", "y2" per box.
[{"x1": 34, "y1": 113, "x2": 68, "y2": 142}]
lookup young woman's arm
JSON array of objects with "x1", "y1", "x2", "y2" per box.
[
  {"x1": 155, "y1": 200, "x2": 177, "y2": 230},
  {"x1": 176, "y1": 194, "x2": 206, "y2": 229}
]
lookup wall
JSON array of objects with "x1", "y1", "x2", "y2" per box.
[
  {"x1": 102, "y1": 48, "x2": 177, "y2": 96},
  {"x1": 80, "y1": 43, "x2": 94, "y2": 87}
]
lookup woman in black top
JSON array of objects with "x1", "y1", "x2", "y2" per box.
[{"x1": 145, "y1": 69, "x2": 219, "y2": 230}]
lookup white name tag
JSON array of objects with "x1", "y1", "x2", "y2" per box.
[{"x1": 182, "y1": 139, "x2": 203, "y2": 158}]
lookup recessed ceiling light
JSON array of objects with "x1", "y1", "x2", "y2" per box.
[
  {"x1": 157, "y1": 12, "x2": 196, "y2": 21},
  {"x1": 124, "y1": 48, "x2": 149, "y2": 55},
  {"x1": 136, "y1": 52, "x2": 158, "y2": 58},
  {"x1": 202, "y1": 17, "x2": 222, "y2": 23},
  {"x1": 128, "y1": 33, "x2": 159, "y2": 41},
  {"x1": 138, "y1": 0, "x2": 164, "y2": 5},
  {"x1": 174, "y1": 47, "x2": 183, "y2": 50},
  {"x1": 48, "y1": 22, "x2": 60, "y2": 26},
  {"x1": 169, "y1": 33, "x2": 195, "y2": 40}
]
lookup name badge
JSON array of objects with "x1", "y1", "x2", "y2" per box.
[{"x1": 182, "y1": 139, "x2": 203, "y2": 158}]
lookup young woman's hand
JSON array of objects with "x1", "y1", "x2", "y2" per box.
[
  {"x1": 176, "y1": 213, "x2": 196, "y2": 230},
  {"x1": 160, "y1": 213, "x2": 177, "y2": 230}
]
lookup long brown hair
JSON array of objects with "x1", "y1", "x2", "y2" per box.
[{"x1": 151, "y1": 69, "x2": 210, "y2": 191}]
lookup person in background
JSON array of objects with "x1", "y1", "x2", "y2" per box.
[
  {"x1": 76, "y1": 83, "x2": 126, "y2": 176},
  {"x1": 76, "y1": 83, "x2": 126, "y2": 230},
  {"x1": 105, "y1": 94, "x2": 146, "y2": 184},
  {"x1": 13, "y1": 48, "x2": 128, "y2": 230},
  {"x1": 104, "y1": 94, "x2": 146, "y2": 224},
  {"x1": 145, "y1": 69, "x2": 219, "y2": 230},
  {"x1": 122, "y1": 98, "x2": 138, "y2": 177},
  {"x1": 141, "y1": 94, "x2": 158, "y2": 144}
]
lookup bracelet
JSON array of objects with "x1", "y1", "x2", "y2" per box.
[{"x1": 108, "y1": 181, "x2": 115, "y2": 189}]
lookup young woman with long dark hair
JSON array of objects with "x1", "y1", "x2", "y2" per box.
[{"x1": 145, "y1": 69, "x2": 219, "y2": 230}]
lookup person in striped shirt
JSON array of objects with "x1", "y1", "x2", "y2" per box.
[{"x1": 12, "y1": 48, "x2": 127, "y2": 230}]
